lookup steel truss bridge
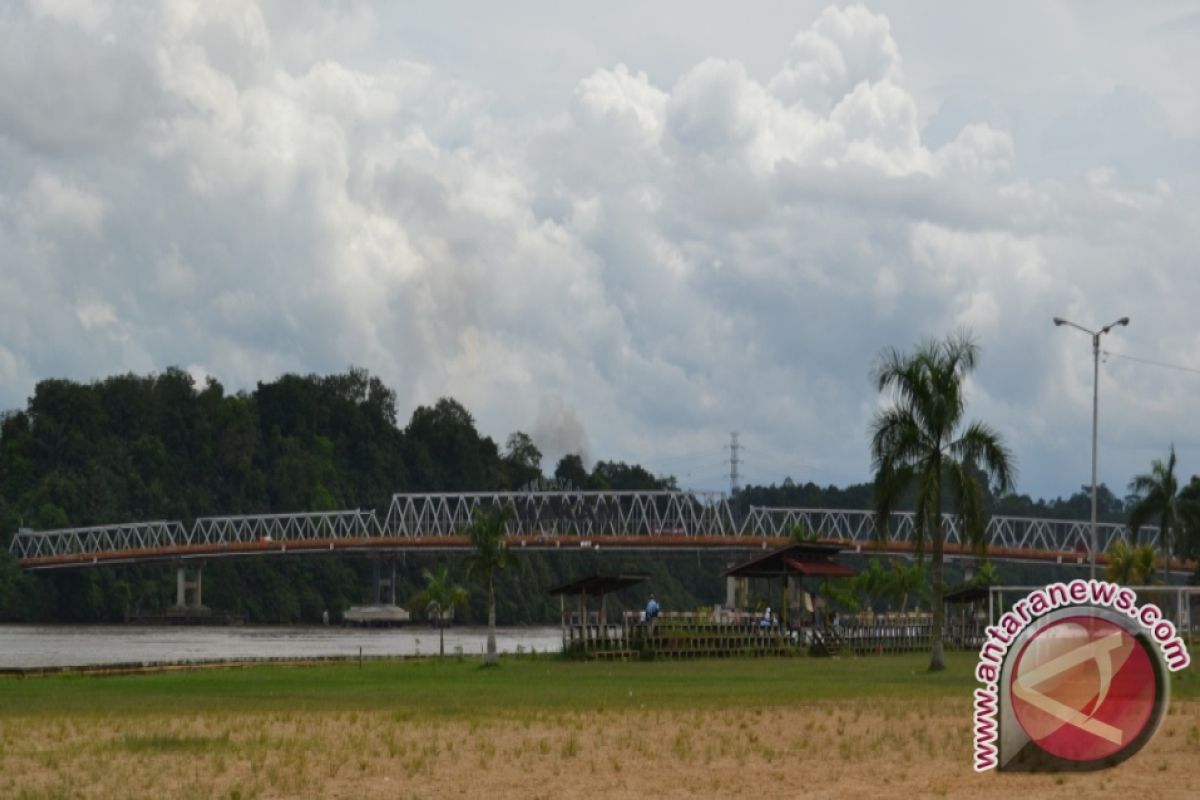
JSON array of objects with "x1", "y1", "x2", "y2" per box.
[{"x1": 7, "y1": 491, "x2": 1162, "y2": 571}]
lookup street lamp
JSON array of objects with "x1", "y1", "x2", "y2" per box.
[{"x1": 1053, "y1": 315, "x2": 1130, "y2": 579}]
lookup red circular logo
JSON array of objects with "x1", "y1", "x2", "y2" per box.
[{"x1": 1010, "y1": 615, "x2": 1158, "y2": 762}]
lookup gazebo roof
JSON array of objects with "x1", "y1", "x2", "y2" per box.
[
  {"x1": 782, "y1": 557, "x2": 855, "y2": 578},
  {"x1": 547, "y1": 573, "x2": 650, "y2": 597},
  {"x1": 724, "y1": 543, "x2": 852, "y2": 579},
  {"x1": 944, "y1": 585, "x2": 989, "y2": 604}
]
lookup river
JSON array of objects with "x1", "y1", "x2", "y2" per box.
[{"x1": 0, "y1": 624, "x2": 563, "y2": 669}]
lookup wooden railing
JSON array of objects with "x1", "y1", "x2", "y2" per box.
[{"x1": 561, "y1": 610, "x2": 984, "y2": 659}]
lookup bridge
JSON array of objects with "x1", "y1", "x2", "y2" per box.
[{"x1": 8, "y1": 490, "x2": 1160, "y2": 571}]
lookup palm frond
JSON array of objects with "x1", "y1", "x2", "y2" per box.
[
  {"x1": 945, "y1": 459, "x2": 986, "y2": 554},
  {"x1": 873, "y1": 344, "x2": 938, "y2": 434},
  {"x1": 950, "y1": 421, "x2": 1016, "y2": 495},
  {"x1": 870, "y1": 408, "x2": 929, "y2": 473},
  {"x1": 464, "y1": 506, "x2": 515, "y2": 582},
  {"x1": 941, "y1": 328, "x2": 979, "y2": 375},
  {"x1": 1127, "y1": 492, "x2": 1161, "y2": 545},
  {"x1": 1128, "y1": 473, "x2": 1160, "y2": 496},
  {"x1": 873, "y1": 463, "x2": 914, "y2": 543}
]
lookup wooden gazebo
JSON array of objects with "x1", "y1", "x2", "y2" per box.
[
  {"x1": 548, "y1": 573, "x2": 649, "y2": 650},
  {"x1": 724, "y1": 543, "x2": 854, "y2": 627}
]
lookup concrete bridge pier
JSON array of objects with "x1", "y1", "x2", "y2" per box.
[
  {"x1": 372, "y1": 557, "x2": 396, "y2": 606},
  {"x1": 174, "y1": 564, "x2": 204, "y2": 609},
  {"x1": 343, "y1": 557, "x2": 409, "y2": 626},
  {"x1": 726, "y1": 575, "x2": 747, "y2": 611}
]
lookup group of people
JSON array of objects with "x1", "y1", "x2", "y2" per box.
[
  {"x1": 760, "y1": 607, "x2": 839, "y2": 628},
  {"x1": 641, "y1": 593, "x2": 841, "y2": 630}
]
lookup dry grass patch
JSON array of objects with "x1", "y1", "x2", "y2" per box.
[{"x1": 1, "y1": 699, "x2": 1199, "y2": 798}]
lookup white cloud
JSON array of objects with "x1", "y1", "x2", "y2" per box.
[
  {"x1": 936, "y1": 123, "x2": 1015, "y2": 178},
  {"x1": 74, "y1": 300, "x2": 117, "y2": 330},
  {"x1": 770, "y1": 3, "x2": 901, "y2": 112},
  {"x1": 27, "y1": 0, "x2": 109, "y2": 32},
  {"x1": 21, "y1": 172, "x2": 106, "y2": 235},
  {"x1": 572, "y1": 64, "x2": 667, "y2": 146},
  {"x1": 1, "y1": 2, "x2": 1198, "y2": 501}
]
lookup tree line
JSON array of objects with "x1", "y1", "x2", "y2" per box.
[
  {"x1": 1, "y1": 365, "x2": 1196, "y2": 627},
  {"x1": 0, "y1": 368, "x2": 707, "y2": 624}
]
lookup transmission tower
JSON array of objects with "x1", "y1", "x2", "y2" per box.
[{"x1": 727, "y1": 432, "x2": 742, "y2": 495}]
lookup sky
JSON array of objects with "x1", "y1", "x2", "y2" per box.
[{"x1": 1, "y1": 0, "x2": 1199, "y2": 501}]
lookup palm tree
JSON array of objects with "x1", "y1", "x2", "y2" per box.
[
  {"x1": 412, "y1": 565, "x2": 469, "y2": 657},
  {"x1": 887, "y1": 560, "x2": 928, "y2": 614},
  {"x1": 1105, "y1": 540, "x2": 1158, "y2": 586},
  {"x1": 465, "y1": 507, "x2": 515, "y2": 666},
  {"x1": 855, "y1": 558, "x2": 890, "y2": 613},
  {"x1": 788, "y1": 522, "x2": 818, "y2": 542},
  {"x1": 1127, "y1": 445, "x2": 1199, "y2": 584},
  {"x1": 871, "y1": 331, "x2": 1015, "y2": 672},
  {"x1": 968, "y1": 561, "x2": 1000, "y2": 589}
]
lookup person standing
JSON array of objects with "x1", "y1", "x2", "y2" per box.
[{"x1": 645, "y1": 593, "x2": 660, "y2": 633}]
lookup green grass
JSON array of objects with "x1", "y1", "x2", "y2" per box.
[{"x1": 1, "y1": 651, "x2": 1197, "y2": 719}]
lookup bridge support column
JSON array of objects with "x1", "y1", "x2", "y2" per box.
[
  {"x1": 174, "y1": 565, "x2": 204, "y2": 609},
  {"x1": 372, "y1": 558, "x2": 397, "y2": 606},
  {"x1": 726, "y1": 576, "x2": 747, "y2": 611}
]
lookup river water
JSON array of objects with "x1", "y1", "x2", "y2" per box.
[{"x1": 0, "y1": 624, "x2": 563, "y2": 669}]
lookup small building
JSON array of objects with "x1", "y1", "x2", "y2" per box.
[{"x1": 723, "y1": 543, "x2": 855, "y2": 628}]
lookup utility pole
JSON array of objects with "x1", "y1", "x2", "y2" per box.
[{"x1": 728, "y1": 432, "x2": 741, "y2": 495}]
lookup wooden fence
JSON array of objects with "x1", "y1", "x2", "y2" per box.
[{"x1": 561, "y1": 610, "x2": 983, "y2": 660}]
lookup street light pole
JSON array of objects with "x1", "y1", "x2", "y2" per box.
[
  {"x1": 1054, "y1": 315, "x2": 1130, "y2": 580},
  {"x1": 1090, "y1": 329, "x2": 1100, "y2": 581}
]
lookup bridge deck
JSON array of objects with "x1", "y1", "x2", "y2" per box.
[
  {"x1": 13, "y1": 536, "x2": 1165, "y2": 572},
  {"x1": 7, "y1": 491, "x2": 1174, "y2": 571}
]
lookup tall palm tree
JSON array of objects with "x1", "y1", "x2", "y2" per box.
[
  {"x1": 1127, "y1": 445, "x2": 1199, "y2": 584},
  {"x1": 412, "y1": 565, "x2": 469, "y2": 657},
  {"x1": 465, "y1": 507, "x2": 515, "y2": 666},
  {"x1": 871, "y1": 331, "x2": 1015, "y2": 672}
]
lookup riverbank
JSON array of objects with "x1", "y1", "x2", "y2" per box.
[
  {"x1": 2, "y1": 655, "x2": 1198, "y2": 798},
  {"x1": 0, "y1": 652, "x2": 432, "y2": 678},
  {"x1": 0, "y1": 623, "x2": 562, "y2": 669}
]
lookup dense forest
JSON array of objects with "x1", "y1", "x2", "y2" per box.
[
  {"x1": 0, "y1": 368, "x2": 1193, "y2": 624},
  {"x1": 0, "y1": 368, "x2": 728, "y2": 624},
  {"x1": 736, "y1": 477, "x2": 1133, "y2": 524}
]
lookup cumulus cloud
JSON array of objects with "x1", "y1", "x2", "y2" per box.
[
  {"x1": 770, "y1": 3, "x2": 901, "y2": 112},
  {"x1": 1, "y1": 2, "x2": 1197, "y2": 499}
]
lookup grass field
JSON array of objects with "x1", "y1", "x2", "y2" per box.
[{"x1": 2, "y1": 653, "x2": 1199, "y2": 798}]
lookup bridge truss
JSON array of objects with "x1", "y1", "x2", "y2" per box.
[
  {"x1": 741, "y1": 507, "x2": 1155, "y2": 554},
  {"x1": 7, "y1": 491, "x2": 1159, "y2": 569},
  {"x1": 382, "y1": 491, "x2": 736, "y2": 538}
]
